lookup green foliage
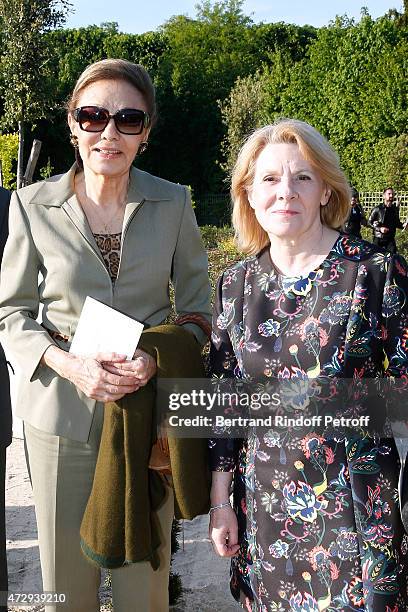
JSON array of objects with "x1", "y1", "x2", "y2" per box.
[
  {"x1": 2, "y1": 0, "x2": 321, "y2": 192},
  {"x1": 0, "y1": 132, "x2": 18, "y2": 189},
  {"x1": 0, "y1": 0, "x2": 403, "y2": 200},
  {"x1": 219, "y1": 45, "x2": 301, "y2": 171},
  {"x1": 0, "y1": 0, "x2": 71, "y2": 127},
  {"x1": 204, "y1": 225, "x2": 240, "y2": 297},
  {"x1": 154, "y1": 0, "x2": 257, "y2": 192},
  {"x1": 200, "y1": 224, "x2": 235, "y2": 249},
  {"x1": 169, "y1": 571, "x2": 183, "y2": 606},
  {"x1": 186, "y1": 185, "x2": 196, "y2": 209},
  {"x1": 195, "y1": 194, "x2": 231, "y2": 226},
  {"x1": 250, "y1": 22, "x2": 316, "y2": 64},
  {"x1": 45, "y1": 26, "x2": 168, "y2": 103},
  {"x1": 219, "y1": 235, "x2": 239, "y2": 255},
  {"x1": 219, "y1": 70, "x2": 269, "y2": 173},
  {"x1": 31, "y1": 26, "x2": 168, "y2": 178},
  {"x1": 39, "y1": 157, "x2": 54, "y2": 180},
  {"x1": 395, "y1": 228, "x2": 408, "y2": 257},
  {"x1": 0, "y1": 0, "x2": 71, "y2": 187},
  {"x1": 152, "y1": 1, "x2": 314, "y2": 192},
  {"x1": 356, "y1": 134, "x2": 408, "y2": 190},
  {"x1": 221, "y1": 11, "x2": 408, "y2": 191}
]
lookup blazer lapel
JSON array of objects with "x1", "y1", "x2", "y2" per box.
[
  {"x1": 30, "y1": 165, "x2": 107, "y2": 264},
  {"x1": 61, "y1": 195, "x2": 105, "y2": 264},
  {"x1": 122, "y1": 199, "x2": 145, "y2": 234},
  {"x1": 29, "y1": 164, "x2": 173, "y2": 264},
  {"x1": 122, "y1": 166, "x2": 173, "y2": 235}
]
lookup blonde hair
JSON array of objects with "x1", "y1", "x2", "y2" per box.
[
  {"x1": 231, "y1": 118, "x2": 351, "y2": 255},
  {"x1": 67, "y1": 58, "x2": 156, "y2": 125}
]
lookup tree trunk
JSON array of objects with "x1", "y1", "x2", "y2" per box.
[
  {"x1": 23, "y1": 139, "x2": 42, "y2": 186},
  {"x1": 17, "y1": 120, "x2": 24, "y2": 189}
]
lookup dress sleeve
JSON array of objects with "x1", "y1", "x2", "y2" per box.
[
  {"x1": 171, "y1": 186, "x2": 211, "y2": 345},
  {"x1": 382, "y1": 254, "x2": 408, "y2": 376},
  {"x1": 381, "y1": 255, "x2": 408, "y2": 506},
  {"x1": 209, "y1": 272, "x2": 241, "y2": 472},
  {"x1": 0, "y1": 191, "x2": 56, "y2": 381}
]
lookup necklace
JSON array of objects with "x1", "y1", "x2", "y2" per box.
[
  {"x1": 86, "y1": 201, "x2": 125, "y2": 234},
  {"x1": 76, "y1": 176, "x2": 130, "y2": 234}
]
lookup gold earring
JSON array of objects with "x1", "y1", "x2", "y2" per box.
[
  {"x1": 137, "y1": 141, "x2": 148, "y2": 155},
  {"x1": 70, "y1": 134, "x2": 79, "y2": 149}
]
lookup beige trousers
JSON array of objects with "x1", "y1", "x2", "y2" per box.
[{"x1": 24, "y1": 405, "x2": 174, "y2": 612}]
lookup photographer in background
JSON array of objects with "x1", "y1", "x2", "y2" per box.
[
  {"x1": 0, "y1": 186, "x2": 11, "y2": 612},
  {"x1": 368, "y1": 186, "x2": 403, "y2": 253},
  {"x1": 343, "y1": 188, "x2": 367, "y2": 238}
]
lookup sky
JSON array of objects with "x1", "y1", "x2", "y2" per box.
[{"x1": 64, "y1": 1, "x2": 403, "y2": 33}]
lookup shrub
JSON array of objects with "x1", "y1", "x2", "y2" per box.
[
  {"x1": 200, "y1": 225, "x2": 234, "y2": 249},
  {"x1": 0, "y1": 133, "x2": 18, "y2": 189}
]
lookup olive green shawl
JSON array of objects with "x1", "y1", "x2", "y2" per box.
[{"x1": 80, "y1": 325, "x2": 210, "y2": 569}]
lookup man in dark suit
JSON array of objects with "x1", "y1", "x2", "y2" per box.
[{"x1": 0, "y1": 186, "x2": 11, "y2": 611}]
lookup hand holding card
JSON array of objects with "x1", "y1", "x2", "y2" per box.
[{"x1": 69, "y1": 296, "x2": 144, "y2": 360}]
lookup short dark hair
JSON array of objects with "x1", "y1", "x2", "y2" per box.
[
  {"x1": 383, "y1": 186, "x2": 394, "y2": 194},
  {"x1": 67, "y1": 59, "x2": 156, "y2": 168},
  {"x1": 67, "y1": 58, "x2": 156, "y2": 124}
]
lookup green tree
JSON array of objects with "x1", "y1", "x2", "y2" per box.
[
  {"x1": 0, "y1": 0, "x2": 71, "y2": 187},
  {"x1": 37, "y1": 25, "x2": 168, "y2": 177},
  {"x1": 219, "y1": 70, "x2": 269, "y2": 173},
  {"x1": 4, "y1": 2, "x2": 318, "y2": 195},
  {"x1": 221, "y1": 11, "x2": 407, "y2": 191},
  {"x1": 250, "y1": 22, "x2": 316, "y2": 64},
  {"x1": 156, "y1": 0, "x2": 256, "y2": 193},
  {"x1": 357, "y1": 134, "x2": 408, "y2": 190},
  {"x1": 46, "y1": 24, "x2": 167, "y2": 102}
]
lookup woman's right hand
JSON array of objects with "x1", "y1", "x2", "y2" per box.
[
  {"x1": 209, "y1": 505, "x2": 240, "y2": 558},
  {"x1": 42, "y1": 346, "x2": 139, "y2": 402}
]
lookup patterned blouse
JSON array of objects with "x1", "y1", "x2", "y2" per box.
[
  {"x1": 93, "y1": 232, "x2": 121, "y2": 283},
  {"x1": 210, "y1": 234, "x2": 408, "y2": 611}
]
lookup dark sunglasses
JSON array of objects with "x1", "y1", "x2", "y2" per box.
[{"x1": 72, "y1": 106, "x2": 150, "y2": 135}]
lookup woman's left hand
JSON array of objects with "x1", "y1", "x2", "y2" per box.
[
  {"x1": 209, "y1": 506, "x2": 240, "y2": 558},
  {"x1": 102, "y1": 349, "x2": 157, "y2": 390}
]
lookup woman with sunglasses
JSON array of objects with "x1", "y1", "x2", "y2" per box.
[{"x1": 0, "y1": 59, "x2": 211, "y2": 611}]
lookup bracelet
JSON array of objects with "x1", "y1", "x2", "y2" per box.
[{"x1": 209, "y1": 501, "x2": 231, "y2": 514}]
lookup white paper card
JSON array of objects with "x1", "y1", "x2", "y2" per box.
[{"x1": 69, "y1": 296, "x2": 144, "y2": 360}]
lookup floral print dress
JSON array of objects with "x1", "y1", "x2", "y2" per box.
[{"x1": 209, "y1": 234, "x2": 408, "y2": 611}]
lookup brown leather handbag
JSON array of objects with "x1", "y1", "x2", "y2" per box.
[{"x1": 148, "y1": 428, "x2": 172, "y2": 474}]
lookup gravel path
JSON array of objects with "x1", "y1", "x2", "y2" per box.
[{"x1": 5, "y1": 438, "x2": 238, "y2": 611}]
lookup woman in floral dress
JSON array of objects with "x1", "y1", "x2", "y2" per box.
[{"x1": 209, "y1": 119, "x2": 408, "y2": 611}]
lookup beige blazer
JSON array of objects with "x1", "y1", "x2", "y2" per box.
[{"x1": 0, "y1": 165, "x2": 211, "y2": 441}]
